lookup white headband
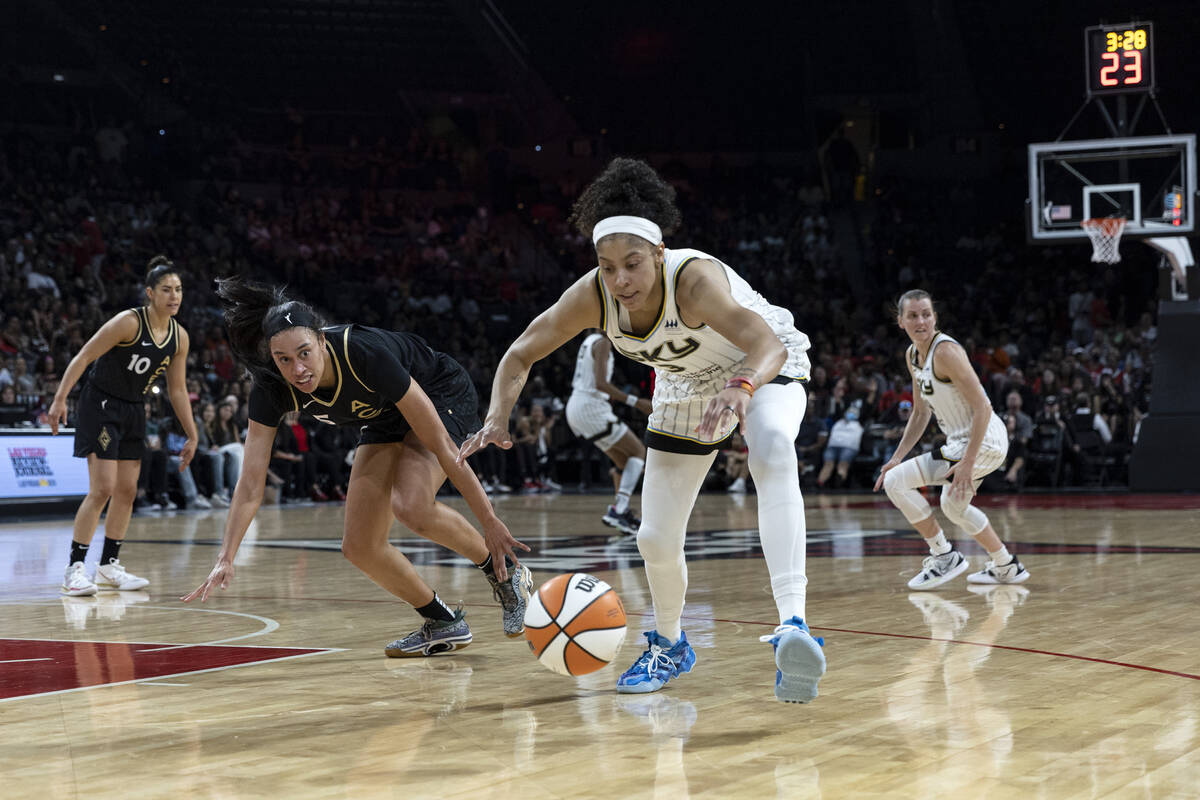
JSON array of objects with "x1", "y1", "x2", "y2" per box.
[{"x1": 592, "y1": 215, "x2": 663, "y2": 246}]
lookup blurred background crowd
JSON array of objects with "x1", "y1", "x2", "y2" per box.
[{"x1": 1, "y1": 1, "x2": 1179, "y2": 507}]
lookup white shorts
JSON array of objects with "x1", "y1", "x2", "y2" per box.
[
  {"x1": 566, "y1": 394, "x2": 628, "y2": 452},
  {"x1": 921, "y1": 435, "x2": 1008, "y2": 485}
]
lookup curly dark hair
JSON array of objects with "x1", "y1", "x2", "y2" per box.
[{"x1": 568, "y1": 157, "x2": 682, "y2": 240}]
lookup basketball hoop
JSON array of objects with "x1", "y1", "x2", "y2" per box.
[{"x1": 1081, "y1": 217, "x2": 1126, "y2": 264}]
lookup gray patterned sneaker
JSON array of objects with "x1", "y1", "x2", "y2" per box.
[
  {"x1": 385, "y1": 608, "x2": 472, "y2": 657},
  {"x1": 906, "y1": 549, "x2": 968, "y2": 590},
  {"x1": 487, "y1": 563, "x2": 533, "y2": 638}
]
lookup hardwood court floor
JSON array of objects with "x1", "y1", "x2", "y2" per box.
[{"x1": 2, "y1": 491, "x2": 1199, "y2": 799}]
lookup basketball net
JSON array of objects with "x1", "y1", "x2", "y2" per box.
[{"x1": 1081, "y1": 217, "x2": 1126, "y2": 264}]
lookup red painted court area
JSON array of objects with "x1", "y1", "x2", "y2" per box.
[{"x1": 0, "y1": 639, "x2": 332, "y2": 700}]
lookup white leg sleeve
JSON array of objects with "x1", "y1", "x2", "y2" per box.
[
  {"x1": 615, "y1": 456, "x2": 644, "y2": 511},
  {"x1": 743, "y1": 382, "x2": 809, "y2": 623},
  {"x1": 882, "y1": 455, "x2": 935, "y2": 525},
  {"x1": 637, "y1": 448, "x2": 714, "y2": 642},
  {"x1": 939, "y1": 485, "x2": 990, "y2": 535}
]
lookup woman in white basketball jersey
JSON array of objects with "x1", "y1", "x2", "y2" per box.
[
  {"x1": 874, "y1": 290, "x2": 1030, "y2": 589},
  {"x1": 565, "y1": 329, "x2": 651, "y2": 534},
  {"x1": 459, "y1": 157, "x2": 826, "y2": 703}
]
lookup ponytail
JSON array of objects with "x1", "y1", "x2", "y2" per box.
[
  {"x1": 215, "y1": 276, "x2": 328, "y2": 386},
  {"x1": 145, "y1": 255, "x2": 180, "y2": 288},
  {"x1": 215, "y1": 276, "x2": 288, "y2": 385}
]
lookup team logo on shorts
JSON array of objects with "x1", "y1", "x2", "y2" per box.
[{"x1": 97, "y1": 426, "x2": 112, "y2": 452}]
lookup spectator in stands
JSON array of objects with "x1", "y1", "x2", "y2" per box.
[
  {"x1": 0, "y1": 384, "x2": 31, "y2": 425},
  {"x1": 194, "y1": 402, "x2": 231, "y2": 506},
  {"x1": 212, "y1": 398, "x2": 245, "y2": 492},
  {"x1": 270, "y1": 410, "x2": 309, "y2": 502},
  {"x1": 309, "y1": 421, "x2": 348, "y2": 501},
  {"x1": 722, "y1": 432, "x2": 751, "y2": 494},
  {"x1": 794, "y1": 401, "x2": 827, "y2": 485},
  {"x1": 138, "y1": 401, "x2": 174, "y2": 512},
  {"x1": 164, "y1": 415, "x2": 212, "y2": 509},
  {"x1": 818, "y1": 407, "x2": 864, "y2": 490},
  {"x1": 1001, "y1": 390, "x2": 1033, "y2": 488}
]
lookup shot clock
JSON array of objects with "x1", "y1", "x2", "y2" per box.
[{"x1": 1085, "y1": 22, "x2": 1154, "y2": 96}]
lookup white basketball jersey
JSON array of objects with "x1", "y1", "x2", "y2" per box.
[
  {"x1": 910, "y1": 333, "x2": 1007, "y2": 460},
  {"x1": 596, "y1": 247, "x2": 810, "y2": 448},
  {"x1": 571, "y1": 332, "x2": 611, "y2": 403}
]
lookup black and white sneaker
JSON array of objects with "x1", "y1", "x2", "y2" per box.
[
  {"x1": 907, "y1": 549, "x2": 969, "y2": 590},
  {"x1": 967, "y1": 558, "x2": 1030, "y2": 585}
]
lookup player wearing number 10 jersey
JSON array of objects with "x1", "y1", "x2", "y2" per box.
[{"x1": 48, "y1": 256, "x2": 199, "y2": 596}]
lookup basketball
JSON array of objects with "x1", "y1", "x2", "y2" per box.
[{"x1": 523, "y1": 573, "x2": 627, "y2": 676}]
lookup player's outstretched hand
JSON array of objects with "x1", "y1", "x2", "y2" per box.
[
  {"x1": 181, "y1": 559, "x2": 235, "y2": 603},
  {"x1": 481, "y1": 517, "x2": 531, "y2": 581},
  {"x1": 456, "y1": 421, "x2": 513, "y2": 465}
]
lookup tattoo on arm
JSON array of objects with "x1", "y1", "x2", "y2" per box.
[{"x1": 732, "y1": 366, "x2": 759, "y2": 382}]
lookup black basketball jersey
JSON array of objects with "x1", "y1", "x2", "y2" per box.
[
  {"x1": 88, "y1": 307, "x2": 180, "y2": 401},
  {"x1": 248, "y1": 324, "x2": 458, "y2": 428}
]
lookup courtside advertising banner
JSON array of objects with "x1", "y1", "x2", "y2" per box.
[{"x1": 0, "y1": 431, "x2": 89, "y2": 500}]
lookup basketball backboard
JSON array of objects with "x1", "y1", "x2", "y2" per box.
[{"x1": 1026, "y1": 133, "x2": 1195, "y2": 241}]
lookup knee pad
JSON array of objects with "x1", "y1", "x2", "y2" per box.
[
  {"x1": 636, "y1": 524, "x2": 683, "y2": 566},
  {"x1": 746, "y1": 428, "x2": 798, "y2": 478},
  {"x1": 939, "y1": 487, "x2": 989, "y2": 535},
  {"x1": 883, "y1": 464, "x2": 932, "y2": 525}
]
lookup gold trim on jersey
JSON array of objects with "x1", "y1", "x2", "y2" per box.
[
  {"x1": 615, "y1": 264, "x2": 668, "y2": 342},
  {"x1": 929, "y1": 335, "x2": 955, "y2": 384},
  {"x1": 593, "y1": 270, "x2": 607, "y2": 331},
  {"x1": 142, "y1": 307, "x2": 173, "y2": 349},
  {"x1": 646, "y1": 425, "x2": 729, "y2": 446},
  {"x1": 115, "y1": 309, "x2": 143, "y2": 347},
  {"x1": 342, "y1": 326, "x2": 374, "y2": 393},
  {"x1": 303, "y1": 338, "x2": 345, "y2": 408},
  {"x1": 672, "y1": 257, "x2": 709, "y2": 331}
]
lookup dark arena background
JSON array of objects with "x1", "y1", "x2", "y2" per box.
[{"x1": 2, "y1": 2, "x2": 1199, "y2": 798}]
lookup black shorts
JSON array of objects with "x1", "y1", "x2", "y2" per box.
[
  {"x1": 73, "y1": 384, "x2": 145, "y2": 461},
  {"x1": 357, "y1": 357, "x2": 481, "y2": 448}
]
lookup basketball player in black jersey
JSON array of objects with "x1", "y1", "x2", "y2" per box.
[
  {"x1": 182, "y1": 277, "x2": 532, "y2": 658},
  {"x1": 49, "y1": 256, "x2": 199, "y2": 596}
]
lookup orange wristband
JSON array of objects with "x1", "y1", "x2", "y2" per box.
[{"x1": 724, "y1": 377, "x2": 755, "y2": 395}]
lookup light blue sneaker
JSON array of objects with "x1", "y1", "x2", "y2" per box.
[
  {"x1": 760, "y1": 616, "x2": 825, "y2": 703},
  {"x1": 616, "y1": 630, "x2": 696, "y2": 694}
]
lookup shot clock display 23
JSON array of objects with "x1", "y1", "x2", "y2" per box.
[{"x1": 1086, "y1": 22, "x2": 1154, "y2": 96}]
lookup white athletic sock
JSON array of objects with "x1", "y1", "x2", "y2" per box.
[
  {"x1": 927, "y1": 530, "x2": 952, "y2": 556},
  {"x1": 988, "y1": 545, "x2": 1013, "y2": 566},
  {"x1": 614, "y1": 456, "x2": 643, "y2": 513}
]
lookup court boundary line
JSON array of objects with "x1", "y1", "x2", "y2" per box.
[{"x1": 0, "y1": 648, "x2": 345, "y2": 704}]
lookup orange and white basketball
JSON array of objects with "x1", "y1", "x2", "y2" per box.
[{"x1": 524, "y1": 573, "x2": 627, "y2": 676}]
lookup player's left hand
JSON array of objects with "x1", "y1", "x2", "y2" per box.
[
  {"x1": 697, "y1": 387, "x2": 750, "y2": 438},
  {"x1": 178, "y1": 437, "x2": 198, "y2": 470},
  {"x1": 481, "y1": 516, "x2": 531, "y2": 581},
  {"x1": 944, "y1": 461, "x2": 975, "y2": 502}
]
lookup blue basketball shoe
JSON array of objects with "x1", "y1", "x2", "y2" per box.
[
  {"x1": 760, "y1": 617, "x2": 825, "y2": 703},
  {"x1": 616, "y1": 630, "x2": 696, "y2": 694}
]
